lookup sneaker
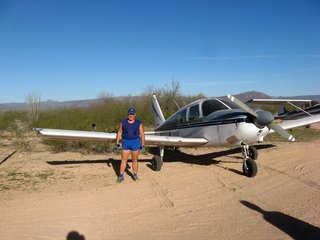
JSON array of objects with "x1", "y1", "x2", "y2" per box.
[
  {"x1": 132, "y1": 174, "x2": 139, "y2": 182},
  {"x1": 116, "y1": 175, "x2": 124, "y2": 183}
]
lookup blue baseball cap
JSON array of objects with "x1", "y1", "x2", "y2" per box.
[{"x1": 127, "y1": 108, "x2": 136, "y2": 115}]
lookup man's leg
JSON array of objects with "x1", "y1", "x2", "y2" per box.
[
  {"x1": 120, "y1": 150, "x2": 131, "y2": 174},
  {"x1": 131, "y1": 150, "x2": 139, "y2": 175}
]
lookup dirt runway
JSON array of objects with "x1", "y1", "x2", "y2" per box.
[{"x1": 1, "y1": 136, "x2": 320, "y2": 239}]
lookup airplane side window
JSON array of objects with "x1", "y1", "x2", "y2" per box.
[
  {"x1": 165, "y1": 108, "x2": 187, "y2": 127},
  {"x1": 177, "y1": 109, "x2": 187, "y2": 124},
  {"x1": 202, "y1": 99, "x2": 228, "y2": 117},
  {"x1": 189, "y1": 105, "x2": 200, "y2": 121}
]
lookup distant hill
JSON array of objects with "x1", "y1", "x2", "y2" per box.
[
  {"x1": 1, "y1": 91, "x2": 319, "y2": 112},
  {"x1": 0, "y1": 99, "x2": 99, "y2": 112}
]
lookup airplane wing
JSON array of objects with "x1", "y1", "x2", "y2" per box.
[
  {"x1": 269, "y1": 114, "x2": 320, "y2": 132},
  {"x1": 34, "y1": 128, "x2": 208, "y2": 147},
  {"x1": 145, "y1": 135, "x2": 208, "y2": 147},
  {"x1": 246, "y1": 99, "x2": 312, "y2": 105},
  {"x1": 34, "y1": 128, "x2": 117, "y2": 142}
]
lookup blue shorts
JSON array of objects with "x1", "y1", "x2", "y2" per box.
[{"x1": 122, "y1": 138, "x2": 141, "y2": 151}]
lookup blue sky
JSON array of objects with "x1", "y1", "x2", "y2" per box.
[{"x1": 1, "y1": 0, "x2": 319, "y2": 103}]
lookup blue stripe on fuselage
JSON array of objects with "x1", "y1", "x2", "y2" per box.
[{"x1": 155, "y1": 117, "x2": 247, "y2": 132}]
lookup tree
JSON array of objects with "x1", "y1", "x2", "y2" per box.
[{"x1": 26, "y1": 92, "x2": 41, "y2": 125}]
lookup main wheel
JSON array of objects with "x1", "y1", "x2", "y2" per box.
[
  {"x1": 242, "y1": 158, "x2": 257, "y2": 177},
  {"x1": 152, "y1": 155, "x2": 162, "y2": 172},
  {"x1": 248, "y1": 146, "x2": 258, "y2": 160}
]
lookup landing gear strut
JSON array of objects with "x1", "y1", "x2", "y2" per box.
[
  {"x1": 241, "y1": 143, "x2": 258, "y2": 160},
  {"x1": 152, "y1": 146, "x2": 164, "y2": 171},
  {"x1": 241, "y1": 142, "x2": 258, "y2": 177}
]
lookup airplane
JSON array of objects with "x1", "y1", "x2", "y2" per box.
[{"x1": 34, "y1": 94, "x2": 320, "y2": 178}]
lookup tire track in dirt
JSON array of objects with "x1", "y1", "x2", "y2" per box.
[
  {"x1": 260, "y1": 164, "x2": 320, "y2": 190},
  {"x1": 146, "y1": 175, "x2": 174, "y2": 208},
  {"x1": 294, "y1": 160, "x2": 320, "y2": 172}
]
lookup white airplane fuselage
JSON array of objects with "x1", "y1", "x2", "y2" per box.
[{"x1": 156, "y1": 122, "x2": 269, "y2": 147}]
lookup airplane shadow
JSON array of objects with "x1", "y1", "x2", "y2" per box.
[
  {"x1": 240, "y1": 200, "x2": 320, "y2": 240},
  {"x1": 46, "y1": 144, "x2": 275, "y2": 177},
  {"x1": 148, "y1": 144, "x2": 275, "y2": 176}
]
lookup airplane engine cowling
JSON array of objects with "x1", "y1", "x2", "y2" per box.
[{"x1": 254, "y1": 110, "x2": 274, "y2": 129}]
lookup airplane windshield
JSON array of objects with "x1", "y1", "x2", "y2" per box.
[
  {"x1": 202, "y1": 99, "x2": 239, "y2": 117},
  {"x1": 219, "y1": 98, "x2": 240, "y2": 110}
]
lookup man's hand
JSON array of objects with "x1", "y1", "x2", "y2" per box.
[
  {"x1": 140, "y1": 145, "x2": 145, "y2": 153},
  {"x1": 115, "y1": 144, "x2": 121, "y2": 151}
]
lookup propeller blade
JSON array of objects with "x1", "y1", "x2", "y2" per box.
[
  {"x1": 227, "y1": 94, "x2": 258, "y2": 117},
  {"x1": 268, "y1": 122, "x2": 295, "y2": 141}
]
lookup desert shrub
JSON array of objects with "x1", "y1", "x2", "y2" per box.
[
  {"x1": 0, "y1": 111, "x2": 27, "y2": 131},
  {"x1": 12, "y1": 127, "x2": 32, "y2": 151},
  {"x1": 2, "y1": 81, "x2": 207, "y2": 152},
  {"x1": 43, "y1": 140, "x2": 115, "y2": 154},
  {"x1": 37, "y1": 107, "x2": 92, "y2": 130}
]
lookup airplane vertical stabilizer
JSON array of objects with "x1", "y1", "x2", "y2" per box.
[{"x1": 152, "y1": 94, "x2": 165, "y2": 127}]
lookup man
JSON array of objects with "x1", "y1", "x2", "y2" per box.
[{"x1": 115, "y1": 108, "x2": 145, "y2": 183}]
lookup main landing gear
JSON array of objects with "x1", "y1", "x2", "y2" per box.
[
  {"x1": 151, "y1": 143, "x2": 258, "y2": 177},
  {"x1": 241, "y1": 142, "x2": 258, "y2": 177},
  {"x1": 152, "y1": 146, "x2": 164, "y2": 171}
]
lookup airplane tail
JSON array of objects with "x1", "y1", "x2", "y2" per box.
[{"x1": 152, "y1": 94, "x2": 165, "y2": 128}]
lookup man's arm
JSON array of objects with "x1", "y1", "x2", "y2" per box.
[
  {"x1": 139, "y1": 123, "x2": 145, "y2": 146},
  {"x1": 116, "y1": 123, "x2": 122, "y2": 145}
]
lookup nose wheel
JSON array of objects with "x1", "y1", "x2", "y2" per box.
[
  {"x1": 241, "y1": 142, "x2": 258, "y2": 177},
  {"x1": 242, "y1": 157, "x2": 257, "y2": 177}
]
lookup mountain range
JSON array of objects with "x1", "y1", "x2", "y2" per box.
[{"x1": 0, "y1": 91, "x2": 319, "y2": 112}]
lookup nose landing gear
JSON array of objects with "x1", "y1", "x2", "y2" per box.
[{"x1": 241, "y1": 142, "x2": 258, "y2": 177}]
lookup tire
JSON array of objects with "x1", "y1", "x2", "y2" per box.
[
  {"x1": 242, "y1": 158, "x2": 257, "y2": 177},
  {"x1": 152, "y1": 155, "x2": 162, "y2": 172},
  {"x1": 248, "y1": 146, "x2": 258, "y2": 160}
]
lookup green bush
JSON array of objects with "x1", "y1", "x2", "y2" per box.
[{"x1": 0, "y1": 111, "x2": 27, "y2": 131}]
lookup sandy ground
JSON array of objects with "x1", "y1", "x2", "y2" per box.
[{"x1": 1, "y1": 127, "x2": 320, "y2": 240}]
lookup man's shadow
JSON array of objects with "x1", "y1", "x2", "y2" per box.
[
  {"x1": 240, "y1": 200, "x2": 320, "y2": 240},
  {"x1": 66, "y1": 231, "x2": 85, "y2": 240},
  {"x1": 47, "y1": 158, "x2": 149, "y2": 178}
]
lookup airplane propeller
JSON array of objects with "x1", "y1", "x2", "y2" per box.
[{"x1": 227, "y1": 95, "x2": 295, "y2": 141}]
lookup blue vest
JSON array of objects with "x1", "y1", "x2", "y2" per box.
[{"x1": 121, "y1": 119, "x2": 142, "y2": 139}]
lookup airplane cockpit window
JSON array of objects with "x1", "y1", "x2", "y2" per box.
[
  {"x1": 188, "y1": 104, "x2": 200, "y2": 121},
  {"x1": 164, "y1": 108, "x2": 187, "y2": 127},
  {"x1": 202, "y1": 99, "x2": 229, "y2": 117},
  {"x1": 176, "y1": 109, "x2": 187, "y2": 124}
]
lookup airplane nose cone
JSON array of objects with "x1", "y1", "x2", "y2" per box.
[{"x1": 254, "y1": 110, "x2": 274, "y2": 128}]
